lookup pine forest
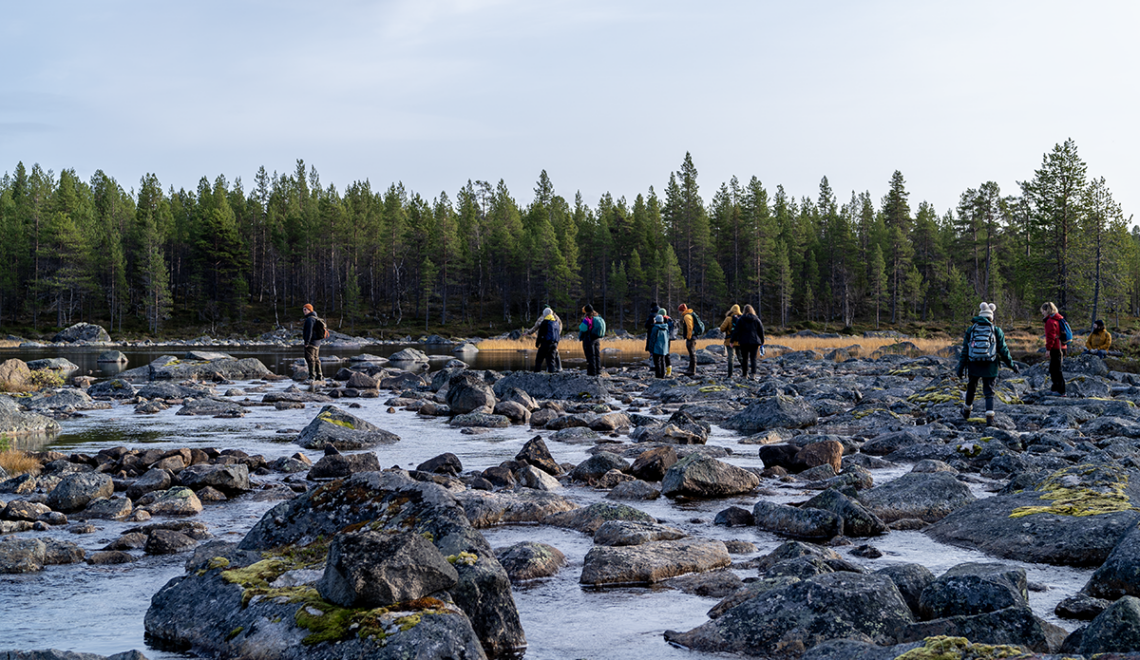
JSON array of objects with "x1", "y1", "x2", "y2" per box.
[{"x1": 0, "y1": 139, "x2": 1134, "y2": 339}]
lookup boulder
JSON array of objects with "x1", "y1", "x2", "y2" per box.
[
  {"x1": 137, "y1": 382, "x2": 212, "y2": 400},
  {"x1": 0, "y1": 536, "x2": 47, "y2": 573},
  {"x1": 581, "y1": 538, "x2": 731, "y2": 585},
  {"x1": 87, "y1": 378, "x2": 138, "y2": 399},
  {"x1": 307, "y1": 452, "x2": 382, "y2": 480},
  {"x1": 860, "y1": 472, "x2": 975, "y2": 523},
  {"x1": 345, "y1": 371, "x2": 378, "y2": 390},
  {"x1": 925, "y1": 464, "x2": 1140, "y2": 566},
  {"x1": 493, "y1": 400, "x2": 530, "y2": 424},
  {"x1": 874, "y1": 564, "x2": 935, "y2": 614},
  {"x1": 53, "y1": 322, "x2": 111, "y2": 343},
  {"x1": 144, "y1": 487, "x2": 203, "y2": 516},
  {"x1": 795, "y1": 440, "x2": 843, "y2": 474},
  {"x1": 918, "y1": 563, "x2": 1028, "y2": 619},
  {"x1": 176, "y1": 397, "x2": 246, "y2": 417},
  {"x1": 897, "y1": 606, "x2": 1060, "y2": 653},
  {"x1": 151, "y1": 357, "x2": 272, "y2": 381},
  {"x1": 548, "y1": 426, "x2": 599, "y2": 444},
  {"x1": 494, "y1": 541, "x2": 567, "y2": 582},
  {"x1": 145, "y1": 529, "x2": 199, "y2": 555},
  {"x1": 606, "y1": 480, "x2": 661, "y2": 501},
  {"x1": 449, "y1": 413, "x2": 510, "y2": 429},
  {"x1": 388, "y1": 348, "x2": 430, "y2": 362},
  {"x1": 569, "y1": 452, "x2": 630, "y2": 484},
  {"x1": 661, "y1": 454, "x2": 759, "y2": 498},
  {"x1": 97, "y1": 350, "x2": 129, "y2": 363},
  {"x1": 296, "y1": 405, "x2": 400, "y2": 450},
  {"x1": 417, "y1": 453, "x2": 463, "y2": 476},
  {"x1": 0, "y1": 358, "x2": 31, "y2": 390},
  {"x1": 1083, "y1": 517, "x2": 1140, "y2": 599},
  {"x1": 515, "y1": 436, "x2": 561, "y2": 475},
  {"x1": 722, "y1": 396, "x2": 818, "y2": 434},
  {"x1": 752, "y1": 501, "x2": 842, "y2": 540},
  {"x1": 491, "y1": 371, "x2": 608, "y2": 400},
  {"x1": 446, "y1": 373, "x2": 497, "y2": 415},
  {"x1": 177, "y1": 464, "x2": 250, "y2": 495},
  {"x1": 42, "y1": 538, "x2": 86, "y2": 564},
  {"x1": 455, "y1": 489, "x2": 578, "y2": 528},
  {"x1": 47, "y1": 472, "x2": 114, "y2": 512},
  {"x1": 127, "y1": 469, "x2": 173, "y2": 500},
  {"x1": 593, "y1": 520, "x2": 686, "y2": 547},
  {"x1": 516, "y1": 465, "x2": 561, "y2": 491},
  {"x1": 317, "y1": 530, "x2": 459, "y2": 607},
  {"x1": 0, "y1": 395, "x2": 61, "y2": 436},
  {"x1": 78, "y1": 495, "x2": 134, "y2": 520},
  {"x1": 1074, "y1": 595, "x2": 1140, "y2": 655},
  {"x1": 630, "y1": 446, "x2": 678, "y2": 481},
  {"x1": 802, "y1": 489, "x2": 889, "y2": 537},
  {"x1": 543, "y1": 502, "x2": 655, "y2": 534},
  {"x1": 663, "y1": 572, "x2": 914, "y2": 656}
]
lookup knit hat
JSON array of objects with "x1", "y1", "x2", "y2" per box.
[
  {"x1": 1095, "y1": 319, "x2": 1105, "y2": 328},
  {"x1": 978, "y1": 302, "x2": 995, "y2": 320},
  {"x1": 303, "y1": 303, "x2": 314, "y2": 313},
  {"x1": 542, "y1": 307, "x2": 553, "y2": 317},
  {"x1": 678, "y1": 304, "x2": 688, "y2": 313},
  {"x1": 654, "y1": 315, "x2": 664, "y2": 323}
]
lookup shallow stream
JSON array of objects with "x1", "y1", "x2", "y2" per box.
[{"x1": 0, "y1": 354, "x2": 1095, "y2": 659}]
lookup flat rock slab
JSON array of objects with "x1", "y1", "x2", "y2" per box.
[
  {"x1": 296, "y1": 405, "x2": 400, "y2": 450},
  {"x1": 580, "y1": 538, "x2": 730, "y2": 585},
  {"x1": 454, "y1": 489, "x2": 579, "y2": 528},
  {"x1": 491, "y1": 372, "x2": 608, "y2": 400},
  {"x1": 859, "y1": 471, "x2": 975, "y2": 523}
]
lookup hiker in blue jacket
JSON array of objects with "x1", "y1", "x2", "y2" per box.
[
  {"x1": 648, "y1": 314, "x2": 671, "y2": 378},
  {"x1": 956, "y1": 302, "x2": 1017, "y2": 425}
]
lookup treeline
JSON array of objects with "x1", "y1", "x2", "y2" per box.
[{"x1": 0, "y1": 139, "x2": 1135, "y2": 337}]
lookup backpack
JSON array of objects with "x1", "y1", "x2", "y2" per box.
[
  {"x1": 540, "y1": 318, "x2": 559, "y2": 342},
  {"x1": 1058, "y1": 316, "x2": 1073, "y2": 343},
  {"x1": 592, "y1": 316, "x2": 606, "y2": 338},
  {"x1": 312, "y1": 316, "x2": 328, "y2": 340},
  {"x1": 690, "y1": 312, "x2": 706, "y2": 337},
  {"x1": 966, "y1": 323, "x2": 997, "y2": 362}
]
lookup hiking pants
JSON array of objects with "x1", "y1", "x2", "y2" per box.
[
  {"x1": 583, "y1": 339, "x2": 601, "y2": 376},
  {"x1": 1049, "y1": 349, "x2": 1066, "y2": 395},
  {"x1": 739, "y1": 344, "x2": 759, "y2": 378},
  {"x1": 652, "y1": 353, "x2": 667, "y2": 378},
  {"x1": 685, "y1": 337, "x2": 697, "y2": 375},
  {"x1": 534, "y1": 342, "x2": 557, "y2": 373},
  {"x1": 305, "y1": 345, "x2": 322, "y2": 379},
  {"x1": 965, "y1": 376, "x2": 996, "y2": 413}
]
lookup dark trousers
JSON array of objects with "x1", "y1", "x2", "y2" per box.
[
  {"x1": 685, "y1": 337, "x2": 697, "y2": 375},
  {"x1": 965, "y1": 376, "x2": 996, "y2": 412},
  {"x1": 304, "y1": 345, "x2": 322, "y2": 379},
  {"x1": 1049, "y1": 349, "x2": 1066, "y2": 394},
  {"x1": 534, "y1": 342, "x2": 558, "y2": 373},
  {"x1": 739, "y1": 344, "x2": 759, "y2": 377},
  {"x1": 584, "y1": 339, "x2": 601, "y2": 376},
  {"x1": 652, "y1": 353, "x2": 667, "y2": 378}
]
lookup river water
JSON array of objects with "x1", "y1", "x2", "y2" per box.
[{"x1": 0, "y1": 348, "x2": 1093, "y2": 659}]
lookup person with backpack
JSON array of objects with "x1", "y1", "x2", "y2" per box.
[
  {"x1": 1041, "y1": 301, "x2": 1069, "y2": 396},
  {"x1": 719, "y1": 304, "x2": 743, "y2": 378},
  {"x1": 731, "y1": 304, "x2": 765, "y2": 379},
  {"x1": 677, "y1": 303, "x2": 704, "y2": 377},
  {"x1": 580, "y1": 304, "x2": 605, "y2": 376},
  {"x1": 956, "y1": 302, "x2": 1017, "y2": 425},
  {"x1": 648, "y1": 313, "x2": 671, "y2": 378},
  {"x1": 525, "y1": 307, "x2": 563, "y2": 372},
  {"x1": 301, "y1": 303, "x2": 327, "y2": 381},
  {"x1": 531, "y1": 307, "x2": 560, "y2": 373},
  {"x1": 644, "y1": 302, "x2": 675, "y2": 376}
]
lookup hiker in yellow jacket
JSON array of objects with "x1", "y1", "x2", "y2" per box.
[
  {"x1": 1087, "y1": 319, "x2": 1112, "y2": 357},
  {"x1": 719, "y1": 304, "x2": 743, "y2": 378}
]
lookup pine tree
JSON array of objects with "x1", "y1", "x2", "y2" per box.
[
  {"x1": 1021, "y1": 139, "x2": 1088, "y2": 311},
  {"x1": 870, "y1": 244, "x2": 887, "y2": 329}
]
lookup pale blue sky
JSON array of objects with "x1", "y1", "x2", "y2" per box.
[{"x1": 3, "y1": 0, "x2": 1137, "y2": 218}]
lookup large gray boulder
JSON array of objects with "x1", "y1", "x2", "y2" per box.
[
  {"x1": 664, "y1": 572, "x2": 913, "y2": 656},
  {"x1": 752, "y1": 501, "x2": 841, "y2": 540},
  {"x1": 542, "y1": 502, "x2": 654, "y2": 535},
  {"x1": 454, "y1": 489, "x2": 578, "y2": 528},
  {"x1": 296, "y1": 405, "x2": 400, "y2": 450},
  {"x1": 26, "y1": 357, "x2": 80, "y2": 376},
  {"x1": 802, "y1": 489, "x2": 888, "y2": 537},
  {"x1": 494, "y1": 542, "x2": 567, "y2": 582},
  {"x1": 47, "y1": 472, "x2": 114, "y2": 512},
  {"x1": 1083, "y1": 521, "x2": 1140, "y2": 599},
  {"x1": 925, "y1": 464, "x2": 1140, "y2": 566},
  {"x1": 177, "y1": 464, "x2": 250, "y2": 495},
  {"x1": 307, "y1": 452, "x2": 382, "y2": 480},
  {"x1": 445, "y1": 373, "x2": 497, "y2": 415},
  {"x1": 0, "y1": 359, "x2": 31, "y2": 390},
  {"x1": 860, "y1": 471, "x2": 975, "y2": 523},
  {"x1": 151, "y1": 357, "x2": 272, "y2": 381},
  {"x1": 53, "y1": 322, "x2": 111, "y2": 343},
  {"x1": 0, "y1": 396, "x2": 61, "y2": 436},
  {"x1": 317, "y1": 530, "x2": 459, "y2": 607},
  {"x1": 0, "y1": 536, "x2": 47, "y2": 573},
  {"x1": 917, "y1": 563, "x2": 1028, "y2": 620},
  {"x1": 722, "y1": 396, "x2": 818, "y2": 434},
  {"x1": 580, "y1": 538, "x2": 730, "y2": 585},
  {"x1": 1073, "y1": 595, "x2": 1140, "y2": 656},
  {"x1": 175, "y1": 397, "x2": 245, "y2": 417},
  {"x1": 388, "y1": 348, "x2": 430, "y2": 363},
  {"x1": 897, "y1": 606, "x2": 1060, "y2": 653},
  {"x1": 661, "y1": 454, "x2": 759, "y2": 499},
  {"x1": 87, "y1": 378, "x2": 137, "y2": 399},
  {"x1": 491, "y1": 372, "x2": 608, "y2": 400}
]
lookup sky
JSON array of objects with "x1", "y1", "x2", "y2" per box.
[{"x1": 2, "y1": 0, "x2": 1138, "y2": 219}]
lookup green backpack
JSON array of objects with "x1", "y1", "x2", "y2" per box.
[
  {"x1": 592, "y1": 316, "x2": 606, "y2": 338},
  {"x1": 690, "y1": 312, "x2": 706, "y2": 337}
]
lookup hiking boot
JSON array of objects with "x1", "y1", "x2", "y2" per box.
[
  {"x1": 985, "y1": 411, "x2": 995, "y2": 426},
  {"x1": 666, "y1": 366, "x2": 672, "y2": 377},
  {"x1": 960, "y1": 405, "x2": 971, "y2": 420}
]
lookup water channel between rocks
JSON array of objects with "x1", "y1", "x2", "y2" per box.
[{"x1": 0, "y1": 352, "x2": 1094, "y2": 660}]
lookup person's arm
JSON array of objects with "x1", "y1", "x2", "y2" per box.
[
  {"x1": 1044, "y1": 318, "x2": 1058, "y2": 349},
  {"x1": 997, "y1": 328, "x2": 1016, "y2": 371},
  {"x1": 757, "y1": 319, "x2": 765, "y2": 345},
  {"x1": 683, "y1": 314, "x2": 693, "y2": 339},
  {"x1": 302, "y1": 317, "x2": 313, "y2": 344},
  {"x1": 957, "y1": 327, "x2": 970, "y2": 377},
  {"x1": 719, "y1": 316, "x2": 732, "y2": 333}
]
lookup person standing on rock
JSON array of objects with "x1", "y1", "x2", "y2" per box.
[
  {"x1": 719, "y1": 304, "x2": 743, "y2": 378},
  {"x1": 1041, "y1": 301, "x2": 1068, "y2": 396},
  {"x1": 731, "y1": 305, "x2": 765, "y2": 379},
  {"x1": 678, "y1": 304, "x2": 699, "y2": 377},
  {"x1": 580, "y1": 304, "x2": 604, "y2": 376},
  {"x1": 957, "y1": 302, "x2": 1017, "y2": 425},
  {"x1": 649, "y1": 314, "x2": 671, "y2": 378},
  {"x1": 301, "y1": 303, "x2": 327, "y2": 382},
  {"x1": 530, "y1": 307, "x2": 560, "y2": 373},
  {"x1": 645, "y1": 302, "x2": 676, "y2": 376},
  {"x1": 1087, "y1": 319, "x2": 1112, "y2": 358}
]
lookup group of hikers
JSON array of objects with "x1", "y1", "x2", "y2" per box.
[
  {"x1": 297, "y1": 300, "x2": 1109, "y2": 426},
  {"x1": 522, "y1": 301, "x2": 767, "y2": 380}
]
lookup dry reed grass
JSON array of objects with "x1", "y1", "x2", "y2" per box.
[
  {"x1": 476, "y1": 335, "x2": 956, "y2": 356},
  {"x1": 0, "y1": 339, "x2": 19, "y2": 349},
  {"x1": 0, "y1": 449, "x2": 41, "y2": 477}
]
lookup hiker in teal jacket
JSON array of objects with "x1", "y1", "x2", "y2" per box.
[{"x1": 956, "y1": 302, "x2": 1017, "y2": 425}]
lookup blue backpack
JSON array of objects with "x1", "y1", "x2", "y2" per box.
[
  {"x1": 1058, "y1": 316, "x2": 1073, "y2": 343},
  {"x1": 540, "y1": 318, "x2": 559, "y2": 342}
]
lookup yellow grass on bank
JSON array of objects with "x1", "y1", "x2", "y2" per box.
[
  {"x1": 0, "y1": 449, "x2": 40, "y2": 477},
  {"x1": 476, "y1": 335, "x2": 956, "y2": 357}
]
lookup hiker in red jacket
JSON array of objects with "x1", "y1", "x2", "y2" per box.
[{"x1": 1041, "y1": 301, "x2": 1067, "y2": 396}]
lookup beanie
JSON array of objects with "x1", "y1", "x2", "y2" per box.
[
  {"x1": 654, "y1": 315, "x2": 664, "y2": 323},
  {"x1": 678, "y1": 304, "x2": 688, "y2": 313},
  {"x1": 303, "y1": 303, "x2": 314, "y2": 313},
  {"x1": 542, "y1": 307, "x2": 553, "y2": 317},
  {"x1": 978, "y1": 302, "x2": 995, "y2": 320}
]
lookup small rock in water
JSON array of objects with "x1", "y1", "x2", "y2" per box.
[{"x1": 851, "y1": 544, "x2": 882, "y2": 559}]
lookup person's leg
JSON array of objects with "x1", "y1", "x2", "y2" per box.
[
  {"x1": 1050, "y1": 349, "x2": 1066, "y2": 394},
  {"x1": 547, "y1": 342, "x2": 559, "y2": 373},
  {"x1": 665, "y1": 352, "x2": 672, "y2": 377},
  {"x1": 553, "y1": 344, "x2": 563, "y2": 372},
  {"x1": 652, "y1": 354, "x2": 662, "y2": 378},
  {"x1": 592, "y1": 341, "x2": 603, "y2": 375},
  {"x1": 304, "y1": 345, "x2": 317, "y2": 380},
  {"x1": 686, "y1": 338, "x2": 697, "y2": 376},
  {"x1": 982, "y1": 377, "x2": 996, "y2": 423},
  {"x1": 735, "y1": 347, "x2": 745, "y2": 377},
  {"x1": 533, "y1": 343, "x2": 549, "y2": 372},
  {"x1": 726, "y1": 345, "x2": 734, "y2": 378},
  {"x1": 313, "y1": 346, "x2": 323, "y2": 380},
  {"x1": 747, "y1": 345, "x2": 758, "y2": 377},
  {"x1": 963, "y1": 375, "x2": 978, "y2": 419}
]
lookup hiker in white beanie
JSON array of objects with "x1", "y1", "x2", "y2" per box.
[{"x1": 956, "y1": 302, "x2": 1018, "y2": 426}]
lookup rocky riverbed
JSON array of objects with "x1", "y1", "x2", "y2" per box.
[{"x1": 5, "y1": 345, "x2": 1140, "y2": 659}]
